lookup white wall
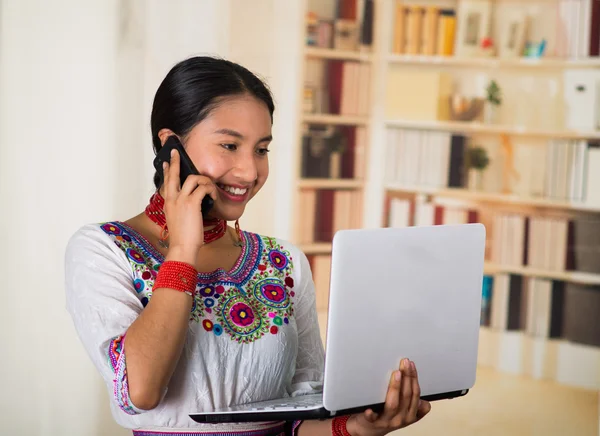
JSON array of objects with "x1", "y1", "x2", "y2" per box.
[
  {"x1": 0, "y1": 0, "x2": 298, "y2": 434},
  {"x1": 0, "y1": 1, "x2": 127, "y2": 434}
]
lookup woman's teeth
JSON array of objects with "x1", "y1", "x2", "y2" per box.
[{"x1": 219, "y1": 184, "x2": 248, "y2": 196}]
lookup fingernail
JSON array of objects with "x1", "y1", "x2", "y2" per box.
[
  {"x1": 411, "y1": 360, "x2": 416, "y2": 371},
  {"x1": 402, "y1": 358, "x2": 409, "y2": 369},
  {"x1": 418, "y1": 400, "x2": 423, "y2": 407},
  {"x1": 394, "y1": 371, "x2": 401, "y2": 382},
  {"x1": 162, "y1": 162, "x2": 167, "y2": 169},
  {"x1": 171, "y1": 149, "x2": 175, "y2": 156}
]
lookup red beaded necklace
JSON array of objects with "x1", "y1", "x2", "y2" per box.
[{"x1": 144, "y1": 192, "x2": 227, "y2": 248}]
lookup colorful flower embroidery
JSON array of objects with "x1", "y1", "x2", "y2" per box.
[
  {"x1": 99, "y1": 222, "x2": 298, "y2": 344},
  {"x1": 108, "y1": 335, "x2": 142, "y2": 415},
  {"x1": 133, "y1": 279, "x2": 144, "y2": 293},
  {"x1": 200, "y1": 286, "x2": 215, "y2": 297},
  {"x1": 102, "y1": 223, "x2": 122, "y2": 235},
  {"x1": 216, "y1": 289, "x2": 268, "y2": 343},
  {"x1": 254, "y1": 278, "x2": 290, "y2": 310},
  {"x1": 126, "y1": 248, "x2": 145, "y2": 265},
  {"x1": 268, "y1": 250, "x2": 289, "y2": 270},
  {"x1": 202, "y1": 319, "x2": 214, "y2": 331}
]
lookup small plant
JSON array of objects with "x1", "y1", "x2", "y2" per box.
[
  {"x1": 467, "y1": 146, "x2": 490, "y2": 171},
  {"x1": 328, "y1": 130, "x2": 347, "y2": 154},
  {"x1": 486, "y1": 80, "x2": 502, "y2": 106}
]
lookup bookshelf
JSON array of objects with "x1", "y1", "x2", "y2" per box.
[
  {"x1": 388, "y1": 54, "x2": 600, "y2": 69},
  {"x1": 385, "y1": 184, "x2": 600, "y2": 213},
  {"x1": 295, "y1": 0, "x2": 600, "y2": 390},
  {"x1": 298, "y1": 178, "x2": 365, "y2": 189},
  {"x1": 293, "y1": 0, "x2": 377, "y2": 319},
  {"x1": 305, "y1": 46, "x2": 375, "y2": 62},
  {"x1": 385, "y1": 119, "x2": 600, "y2": 140},
  {"x1": 302, "y1": 113, "x2": 370, "y2": 125}
]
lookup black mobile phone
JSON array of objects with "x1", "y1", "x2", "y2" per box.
[{"x1": 153, "y1": 136, "x2": 214, "y2": 216}]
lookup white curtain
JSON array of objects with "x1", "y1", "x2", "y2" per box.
[{"x1": 0, "y1": 0, "x2": 302, "y2": 434}]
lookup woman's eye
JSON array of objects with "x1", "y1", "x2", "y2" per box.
[
  {"x1": 256, "y1": 148, "x2": 270, "y2": 156},
  {"x1": 221, "y1": 143, "x2": 237, "y2": 151}
]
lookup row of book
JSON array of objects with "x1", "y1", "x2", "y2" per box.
[
  {"x1": 298, "y1": 189, "x2": 363, "y2": 244},
  {"x1": 306, "y1": 0, "x2": 374, "y2": 51},
  {"x1": 304, "y1": 59, "x2": 371, "y2": 117},
  {"x1": 392, "y1": 3, "x2": 456, "y2": 56},
  {"x1": 384, "y1": 128, "x2": 600, "y2": 207},
  {"x1": 481, "y1": 273, "x2": 600, "y2": 347},
  {"x1": 387, "y1": 197, "x2": 600, "y2": 275},
  {"x1": 558, "y1": 0, "x2": 600, "y2": 59},
  {"x1": 384, "y1": 128, "x2": 456, "y2": 189},
  {"x1": 387, "y1": 197, "x2": 479, "y2": 228},
  {"x1": 301, "y1": 125, "x2": 367, "y2": 179},
  {"x1": 492, "y1": 212, "x2": 599, "y2": 274},
  {"x1": 391, "y1": 0, "x2": 599, "y2": 59},
  {"x1": 544, "y1": 140, "x2": 597, "y2": 203}
]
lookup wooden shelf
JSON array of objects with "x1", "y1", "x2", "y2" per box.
[
  {"x1": 298, "y1": 243, "x2": 332, "y2": 255},
  {"x1": 387, "y1": 54, "x2": 600, "y2": 69},
  {"x1": 384, "y1": 119, "x2": 600, "y2": 140},
  {"x1": 384, "y1": 184, "x2": 600, "y2": 213},
  {"x1": 485, "y1": 262, "x2": 600, "y2": 286},
  {"x1": 298, "y1": 179, "x2": 364, "y2": 189},
  {"x1": 305, "y1": 46, "x2": 374, "y2": 62},
  {"x1": 303, "y1": 113, "x2": 370, "y2": 126}
]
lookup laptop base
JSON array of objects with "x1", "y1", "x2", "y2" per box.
[{"x1": 189, "y1": 389, "x2": 469, "y2": 423}]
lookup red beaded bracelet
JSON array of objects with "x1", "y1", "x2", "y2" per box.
[
  {"x1": 153, "y1": 260, "x2": 198, "y2": 296},
  {"x1": 332, "y1": 415, "x2": 351, "y2": 436}
]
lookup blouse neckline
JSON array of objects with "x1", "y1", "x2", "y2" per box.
[{"x1": 113, "y1": 221, "x2": 260, "y2": 284}]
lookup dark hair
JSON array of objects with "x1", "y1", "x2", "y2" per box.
[{"x1": 150, "y1": 56, "x2": 275, "y2": 189}]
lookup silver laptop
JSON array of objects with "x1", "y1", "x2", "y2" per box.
[{"x1": 190, "y1": 223, "x2": 486, "y2": 423}]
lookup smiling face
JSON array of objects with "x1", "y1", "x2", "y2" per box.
[{"x1": 158, "y1": 94, "x2": 272, "y2": 222}]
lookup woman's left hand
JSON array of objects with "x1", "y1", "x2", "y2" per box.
[{"x1": 346, "y1": 358, "x2": 431, "y2": 436}]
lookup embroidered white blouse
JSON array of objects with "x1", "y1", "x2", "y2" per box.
[{"x1": 64, "y1": 221, "x2": 325, "y2": 433}]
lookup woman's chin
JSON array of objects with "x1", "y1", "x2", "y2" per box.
[{"x1": 205, "y1": 205, "x2": 245, "y2": 223}]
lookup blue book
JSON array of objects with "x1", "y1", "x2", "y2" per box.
[{"x1": 480, "y1": 275, "x2": 493, "y2": 327}]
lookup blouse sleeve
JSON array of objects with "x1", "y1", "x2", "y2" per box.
[
  {"x1": 288, "y1": 249, "x2": 325, "y2": 397},
  {"x1": 64, "y1": 225, "x2": 147, "y2": 415}
]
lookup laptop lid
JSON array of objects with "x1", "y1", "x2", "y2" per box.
[{"x1": 322, "y1": 223, "x2": 486, "y2": 412}]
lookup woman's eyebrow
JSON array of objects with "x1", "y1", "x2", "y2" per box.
[{"x1": 214, "y1": 128, "x2": 272, "y2": 143}]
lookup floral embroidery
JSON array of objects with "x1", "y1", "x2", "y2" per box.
[
  {"x1": 254, "y1": 278, "x2": 290, "y2": 309},
  {"x1": 199, "y1": 286, "x2": 215, "y2": 297},
  {"x1": 202, "y1": 319, "x2": 214, "y2": 331},
  {"x1": 216, "y1": 289, "x2": 268, "y2": 343},
  {"x1": 98, "y1": 222, "x2": 297, "y2": 344},
  {"x1": 268, "y1": 249, "x2": 289, "y2": 270},
  {"x1": 126, "y1": 248, "x2": 145, "y2": 265},
  {"x1": 108, "y1": 335, "x2": 142, "y2": 415},
  {"x1": 102, "y1": 223, "x2": 122, "y2": 236}
]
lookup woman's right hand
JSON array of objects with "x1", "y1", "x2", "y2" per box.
[
  {"x1": 162, "y1": 148, "x2": 217, "y2": 263},
  {"x1": 346, "y1": 358, "x2": 431, "y2": 436}
]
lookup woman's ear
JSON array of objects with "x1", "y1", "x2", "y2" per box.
[{"x1": 157, "y1": 128, "x2": 176, "y2": 146}]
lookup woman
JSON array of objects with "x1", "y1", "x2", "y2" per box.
[{"x1": 65, "y1": 56, "x2": 431, "y2": 436}]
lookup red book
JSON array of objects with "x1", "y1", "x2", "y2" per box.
[
  {"x1": 314, "y1": 190, "x2": 335, "y2": 242},
  {"x1": 341, "y1": 127, "x2": 356, "y2": 179},
  {"x1": 337, "y1": 0, "x2": 358, "y2": 19},
  {"x1": 434, "y1": 206, "x2": 444, "y2": 225},
  {"x1": 327, "y1": 61, "x2": 344, "y2": 114},
  {"x1": 590, "y1": 0, "x2": 600, "y2": 56}
]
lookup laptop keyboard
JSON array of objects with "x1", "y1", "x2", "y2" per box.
[{"x1": 241, "y1": 393, "x2": 324, "y2": 411}]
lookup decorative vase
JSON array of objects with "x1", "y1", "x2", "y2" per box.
[
  {"x1": 484, "y1": 102, "x2": 498, "y2": 124},
  {"x1": 468, "y1": 169, "x2": 484, "y2": 190}
]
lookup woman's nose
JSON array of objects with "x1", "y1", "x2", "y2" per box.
[{"x1": 233, "y1": 153, "x2": 258, "y2": 182}]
